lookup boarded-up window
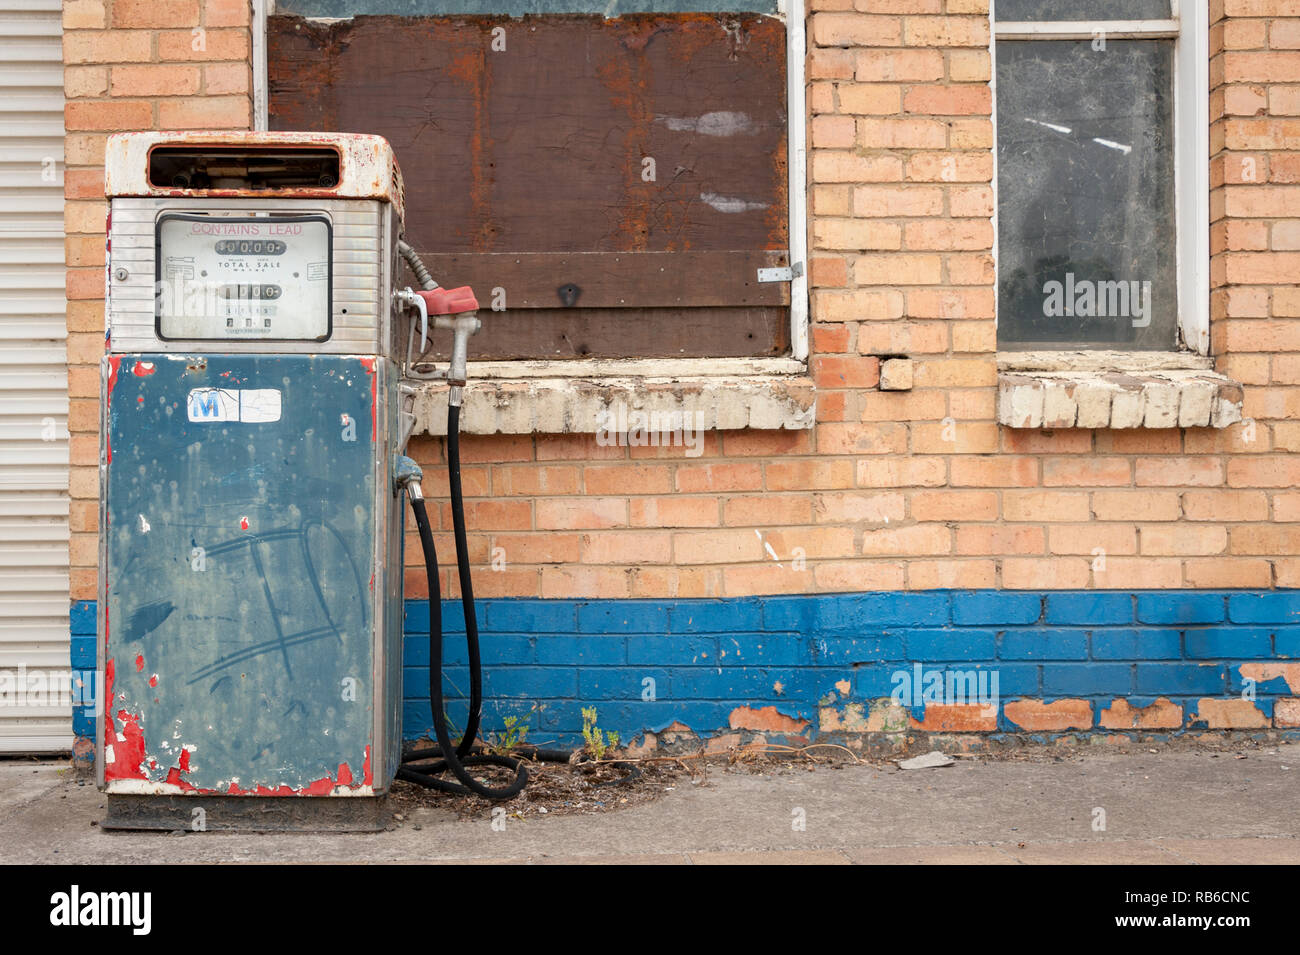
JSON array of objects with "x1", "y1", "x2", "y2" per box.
[{"x1": 269, "y1": 4, "x2": 791, "y2": 360}]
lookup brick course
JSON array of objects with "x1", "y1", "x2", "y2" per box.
[
  {"x1": 376, "y1": 1, "x2": 1300, "y2": 602},
  {"x1": 63, "y1": 0, "x2": 252, "y2": 599},
  {"x1": 64, "y1": 4, "x2": 1300, "y2": 633},
  {"x1": 70, "y1": 591, "x2": 1300, "y2": 747}
]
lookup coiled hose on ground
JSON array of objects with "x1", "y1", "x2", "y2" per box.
[
  {"x1": 394, "y1": 250, "x2": 638, "y2": 801},
  {"x1": 396, "y1": 405, "x2": 547, "y2": 800}
]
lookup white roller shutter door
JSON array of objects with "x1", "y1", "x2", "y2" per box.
[{"x1": 0, "y1": 0, "x2": 72, "y2": 752}]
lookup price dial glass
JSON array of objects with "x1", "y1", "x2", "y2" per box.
[{"x1": 155, "y1": 213, "x2": 332, "y2": 340}]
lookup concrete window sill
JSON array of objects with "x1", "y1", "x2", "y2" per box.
[
  {"x1": 996, "y1": 352, "x2": 1243, "y2": 430},
  {"x1": 411, "y1": 374, "x2": 817, "y2": 436}
]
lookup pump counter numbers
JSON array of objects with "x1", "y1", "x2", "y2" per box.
[
  {"x1": 154, "y1": 212, "x2": 332, "y2": 342},
  {"x1": 215, "y1": 239, "x2": 288, "y2": 256}
]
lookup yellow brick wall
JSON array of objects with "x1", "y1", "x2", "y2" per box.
[
  {"x1": 64, "y1": 0, "x2": 1300, "y2": 602},
  {"x1": 63, "y1": 0, "x2": 252, "y2": 600}
]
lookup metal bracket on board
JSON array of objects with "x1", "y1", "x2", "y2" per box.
[{"x1": 756, "y1": 261, "x2": 803, "y2": 284}]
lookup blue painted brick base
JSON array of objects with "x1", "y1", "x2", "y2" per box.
[{"x1": 73, "y1": 590, "x2": 1300, "y2": 749}]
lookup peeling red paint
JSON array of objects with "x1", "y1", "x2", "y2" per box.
[
  {"x1": 105, "y1": 708, "x2": 148, "y2": 783},
  {"x1": 188, "y1": 749, "x2": 373, "y2": 797},
  {"x1": 301, "y1": 776, "x2": 336, "y2": 796},
  {"x1": 105, "y1": 356, "x2": 121, "y2": 464},
  {"x1": 359, "y1": 357, "x2": 377, "y2": 439},
  {"x1": 135, "y1": 654, "x2": 144, "y2": 672},
  {"x1": 157, "y1": 748, "x2": 197, "y2": 789},
  {"x1": 222, "y1": 758, "x2": 366, "y2": 797},
  {"x1": 239, "y1": 516, "x2": 249, "y2": 531},
  {"x1": 161, "y1": 745, "x2": 198, "y2": 792},
  {"x1": 132, "y1": 361, "x2": 155, "y2": 377},
  {"x1": 363, "y1": 744, "x2": 372, "y2": 786},
  {"x1": 148, "y1": 674, "x2": 158, "y2": 688},
  {"x1": 102, "y1": 656, "x2": 115, "y2": 753},
  {"x1": 164, "y1": 767, "x2": 196, "y2": 791}
]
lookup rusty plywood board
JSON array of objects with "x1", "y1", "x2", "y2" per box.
[
  {"x1": 279, "y1": 0, "x2": 779, "y2": 14},
  {"x1": 268, "y1": 14, "x2": 788, "y2": 255},
  {"x1": 413, "y1": 250, "x2": 791, "y2": 308},
  {"x1": 269, "y1": 13, "x2": 790, "y2": 359},
  {"x1": 419, "y1": 305, "x2": 789, "y2": 359}
]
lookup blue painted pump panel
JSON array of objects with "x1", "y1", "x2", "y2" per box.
[{"x1": 101, "y1": 354, "x2": 400, "y2": 795}]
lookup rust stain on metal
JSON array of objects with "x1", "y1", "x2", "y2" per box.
[{"x1": 105, "y1": 129, "x2": 404, "y2": 221}]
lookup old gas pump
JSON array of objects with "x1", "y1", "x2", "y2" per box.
[{"x1": 97, "y1": 131, "x2": 510, "y2": 831}]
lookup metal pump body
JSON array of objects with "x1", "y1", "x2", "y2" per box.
[{"x1": 97, "y1": 132, "x2": 415, "y2": 830}]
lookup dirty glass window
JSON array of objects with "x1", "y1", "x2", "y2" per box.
[
  {"x1": 995, "y1": 0, "x2": 1170, "y2": 21},
  {"x1": 994, "y1": 6, "x2": 1180, "y2": 351}
]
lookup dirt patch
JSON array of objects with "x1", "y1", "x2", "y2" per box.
[
  {"x1": 384, "y1": 733, "x2": 1298, "y2": 825},
  {"x1": 388, "y1": 756, "x2": 698, "y2": 821},
  {"x1": 914, "y1": 728, "x2": 1299, "y2": 763},
  {"x1": 385, "y1": 743, "x2": 886, "y2": 823}
]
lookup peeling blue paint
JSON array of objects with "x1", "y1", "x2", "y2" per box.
[
  {"x1": 79, "y1": 588, "x2": 1300, "y2": 749},
  {"x1": 99, "y1": 355, "x2": 397, "y2": 792}
]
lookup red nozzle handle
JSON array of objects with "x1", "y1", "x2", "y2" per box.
[{"x1": 416, "y1": 286, "x2": 478, "y2": 315}]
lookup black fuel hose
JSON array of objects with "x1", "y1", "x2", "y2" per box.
[
  {"x1": 398, "y1": 476, "x2": 642, "y2": 795},
  {"x1": 445, "y1": 403, "x2": 482, "y2": 758},
  {"x1": 398, "y1": 492, "x2": 529, "y2": 800},
  {"x1": 394, "y1": 328, "x2": 639, "y2": 798}
]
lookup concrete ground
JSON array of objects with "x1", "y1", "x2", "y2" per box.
[{"x1": 3, "y1": 743, "x2": 1298, "y2": 864}]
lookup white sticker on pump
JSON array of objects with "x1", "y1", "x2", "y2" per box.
[
  {"x1": 238, "y1": 389, "x2": 282, "y2": 423},
  {"x1": 187, "y1": 388, "x2": 282, "y2": 423},
  {"x1": 187, "y1": 388, "x2": 238, "y2": 421}
]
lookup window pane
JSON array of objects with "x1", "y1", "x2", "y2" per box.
[
  {"x1": 995, "y1": 40, "x2": 1177, "y2": 350},
  {"x1": 995, "y1": 0, "x2": 1170, "y2": 21}
]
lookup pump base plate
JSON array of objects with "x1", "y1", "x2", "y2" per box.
[{"x1": 102, "y1": 794, "x2": 391, "y2": 833}]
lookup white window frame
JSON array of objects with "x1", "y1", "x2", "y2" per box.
[
  {"x1": 252, "y1": 0, "x2": 810, "y2": 378},
  {"x1": 991, "y1": 0, "x2": 1210, "y2": 356}
]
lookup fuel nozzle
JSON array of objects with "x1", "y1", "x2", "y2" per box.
[
  {"x1": 417, "y1": 287, "x2": 481, "y2": 394},
  {"x1": 394, "y1": 240, "x2": 482, "y2": 397},
  {"x1": 415, "y1": 286, "x2": 478, "y2": 316},
  {"x1": 395, "y1": 285, "x2": 481, "y2": 395}
]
